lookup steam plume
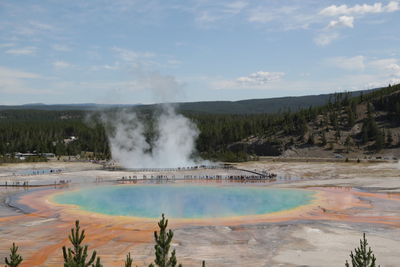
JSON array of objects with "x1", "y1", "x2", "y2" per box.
[{"x1": 103, "y1": 104, "x2": 202, "y2": 168}]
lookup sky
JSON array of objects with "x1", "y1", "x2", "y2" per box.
[{"x1": 1, "y1": 0, "x2": 400, "y2": 105}]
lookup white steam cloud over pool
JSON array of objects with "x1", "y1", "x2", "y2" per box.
[{"x1": 103, "y1": 104, "x2": 204, "y2": 168}]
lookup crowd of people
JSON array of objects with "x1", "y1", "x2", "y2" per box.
[{"x1": 117, "y1": 171, "x2": 277, "y2": 182}]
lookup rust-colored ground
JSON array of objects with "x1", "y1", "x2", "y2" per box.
[
  {"x1": 1, "y1": 160, "x2": 400, "y2": 266},
  {"x1": 0, "y1": 184, "x2": 399, "y2": 266}
]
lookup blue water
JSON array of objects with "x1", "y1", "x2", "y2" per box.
[{"x1": 53, "y1": 185, "x2": 314, "y2": 219}]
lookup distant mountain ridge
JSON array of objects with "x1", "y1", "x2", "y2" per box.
[
  {"x1": 175, "y1": 89, "x2": 374, "y2": 114},
  {"x1": 0, "y1": 103, "x2": 139, "y2": 111},
  {"x1": 0, "y1": 89, "x2": 376, "y2": 114}
]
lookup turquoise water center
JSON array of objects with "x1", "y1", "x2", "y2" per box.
[{"x1": 53, "y1": 185, "x2": 315, "y2": 219}]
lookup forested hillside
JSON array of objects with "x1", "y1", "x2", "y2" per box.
[
  {"x1": 0, "y1": 85, "x2": 399, "y2": 162},
  {"x1": 227, "y1": 84, "x2": 400, "y2": 159}
]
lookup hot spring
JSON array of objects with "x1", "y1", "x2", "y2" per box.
[{"x1": 53, "y1": 185, "x2": 315, "y2": 219}]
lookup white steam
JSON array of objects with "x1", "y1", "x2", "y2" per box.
[{"x1": 105, "y1": 105, "x2": 202, "y2": 168}]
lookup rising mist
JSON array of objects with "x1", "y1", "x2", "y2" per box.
[{"x1": 102, "y1": 104, "x2": 203, "y2": 168}]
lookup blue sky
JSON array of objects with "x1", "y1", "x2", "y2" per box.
[{"x1": 1, "y1": 0, "x2": 400, "y2": 104}]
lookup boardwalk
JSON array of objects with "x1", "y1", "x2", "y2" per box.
[{"x1": 116, "y1": 165, "x2": 277, "y2": 182}]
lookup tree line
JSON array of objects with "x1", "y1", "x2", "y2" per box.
[{"x1": 1, "y1": 84, "x2": 399, "y2": 162}]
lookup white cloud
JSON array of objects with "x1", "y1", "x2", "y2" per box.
[
  {"x1": 328, "y1": 56, "x2": 365, "y2": 71},
  {"x1": 196, "y1": 11, "x2": 219, "y2": 24},
  {"x1": 369, "y1": 58, "x2": 400, "y2": 77},
  {"x1": 111, "y1": 47, "x2": 157, "y2": 68},
  {"x1": 112, "y1": 47, "x2": 155, "y2": 62},
  {"x1": 0, "y1": 66, "x2": 51, "y2": 96},
  {"x1": 214, "y1": 71, "x2": 285, "y2": 89},
  {"x1": 320, "y1": 1, "x2": 400, "y2": 16},
  {"x1": 248, "y1": 6, "x2": 299, "y2": 23},
  {"x1": 317, "y1": 2, "x2": 400, "y2": 46},
  {"x1": 328, "y1": 16, "x2": 354, "y2": 28},
  {"x1": 167, "y1": 59, "x2": 182, "y2": 66},
  {"x1": 328, "y1": 56, "x2": 400, "y2": 76},
  {"x1": 387, "y1": 63, "x2": 400, "y2": 76},
  {"x1": 53, "y1": 61, "x2": 73, "y2": 69},
  {"x1": 237, "y1": 71, "x2": 284, "y2": 85},
  {"x1": 386, "y1": 1, "x2": 400, "y2": 11},
  {"x1": 327, "y1": 56, "x2": 400, "y2": 88},
  {"x1": 363, "y1": 78, "x2": 400, "y2": 88},
  {"x1": 224, "y1": 1, "x2": 248, "y2": 15},
  {"x1": 5, "y1": 46, "x2": 36, "y2": 55},
  {"x1": 29, "y1": 21, "x2": 54, "y2": 31},
  {"x1": 247, "y1": 4, "x2": 328, "y2": 32},
  {"x1": 247, "y1": 8, "x2": 277, "y2": 23},
  {"x1": 369, "y1": 58, "x2": 398, "y2": 69},
  {"x1": 13, "y1": 21, "x2": 56, "y2": 37},
  {"x1": 314, "y1": 32, "x2": 340, "y2": 46},
  {"x1": 0, "y1": 43, "x2": 15, "y2": 48},
  {"x1": 103, "y1": 64, "x2": 120, "y2": 70},
  {"x1": 192, "y1": 1, "x2": 249, "y2": 26},
  {"x1": 0, "y1": 66, "x2": 40, "y2": 79},
  {"x1": 111, "y1": 47, "x2": 179, "y2": 70},
  {"x1": 89, "y1": 62, "x2": 121, "y2": 71},
  {"x1": 51, "y1": 44, "x2": 71, "y2": 52}
]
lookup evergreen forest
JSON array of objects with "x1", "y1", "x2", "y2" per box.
[{"x1": 1, "y1": 84, "x2": 400, "y2": 163}]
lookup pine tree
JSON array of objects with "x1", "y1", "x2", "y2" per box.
[
  {"x1": 347, "y1": 109, "x2": 355, "y2": 128},
  {"x1": 62, "y1": 220, "x2": 101, "y2": 267},
  {"x1": 149, "y1": 214, "x2": 182, "y2": 267},
  {"x1": 5, "y1": 243, "x2": 23, "y2": 267},
  {"x1": 374, "y1": 131, "x2": 384, "y2": 151},
  {"x1": 321, "y1": 132, "x2": 327, "y2": 146},
  {"x1": 125, "y1": 252, "x2": 133, "y2": 267},
  {"x1": 345, "y1": 233, "x2": 380, "y2": 267},
  {"x1": 307, "y1": 134, "x2": 314, "y2": 145},
  {"x1": 361, "y1": 125, "x2": 369, "y2": 144},
  {"x1": 395, "y1": 102, "x2": 400, "y2": 118},
  {"x1": 93, "y1": 258, "x2": 103, "y2": 267},
  {"x1": 345, "y1": 135, "x2": 352, "y2": 153},
  {"x1": 386, "y1": 131, "x2": 393, "y2": 146},
  {"x1": 335, "y1": 128, "x2": 341, "y2": 141}
]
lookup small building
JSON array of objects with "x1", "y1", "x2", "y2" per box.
[{"x1": 15, "y1": 152, "x2": 38, "y2": 160}]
